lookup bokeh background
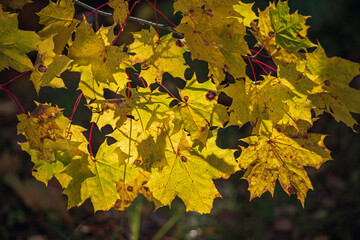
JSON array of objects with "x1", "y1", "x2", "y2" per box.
[{"x1": 1, "y1": 0, "x2": 360, "y2": 239}]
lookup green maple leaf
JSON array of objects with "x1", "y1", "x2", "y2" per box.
[
  {"x1": 250, "y1": 1, "x2": 314, "y2": 66},
  {"x1": 148, "y1": 130, "x2": 239, "y2": 213},
  {"x1": 30, "y1": 37, "x2": 71, "y2": 93},
  {"x1": 0, "y1": 0, "x2": 32, "y2": 10},
  {"x1": 240, "y1": 126, "x2": 331, "y2": 206},
  {"x1": 269, "y1": 1, "x2": 316, "y2": 51},
  {"x1": 128, "y1": 28, "x2": 188, "y2": 84},
  {"x1": 304, "y1": 45, "x2": 360, "y2": 129},
  {"x1": 64, "y1": 141, "x2": 128, "y2": 211},
  {"x1": 0, "y1": 8, "x2": 40, "y2": 72},
  {"x1": 109, "y1": 0, "x2": 129, "y2": 26},
  {"x1": 68, "y1": 20, "x2": 129, "y2": 87},
  {"x1": 37, "y1": 0, "x2": 77, "y2": 54}
]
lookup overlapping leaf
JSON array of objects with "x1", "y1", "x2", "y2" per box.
[
  {"x1": 0, "y1": 8, "x2": 39, "y2": 72},
  {"x1": 304, "y1": 45, "x2": 360, "y2": 129},
  {"x1": 128, "y1": 28, "x2": 188, "y2": 84},
  {"x1": 175, "y1": 0, "x2": 249, "y2": 84},
  {"x1": 68, "y1": 20, "x2": 129, "y2": 98},
  {"x1": 30, "y1": 37, "x2": 71, "y2": 92},
  {"x1": 250, "y1": 1, "x2": 315, "y2": 66},
  {"x1": 37, "y1": 0, "x2": 77, "y2": 53},
  {"x1": 222, "y1": 76, "x2": 312, "y2": 134},
  {"x1": 174, "y1": 78, "x2": 224, "y2": 143},
  {"x1": 17, "y1": 104, "x2": 87, "y2": 186},
  {"x1": 64, "y1": 141, "x2": 128, "y2": 211},
  {"x1": 109, "y1": 0, "x2": 129, "y2": 26},
  {"x1": 148, "y1": 130, "x2": 239, "y2": 213}
]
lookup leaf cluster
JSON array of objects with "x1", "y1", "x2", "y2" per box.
[{"x1": 1, "y1": 0, "x2": 359, "y2": 213}]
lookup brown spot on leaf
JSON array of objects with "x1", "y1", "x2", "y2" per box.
[
  {"x1": 287, "y1": 184, "x2": 297, "y2": 195},
  {"x1": 142, "y1": 181, "x2": 148, "y2": 186},
  {"x1": 134, "y1": 159, "x2": 141, "y2": 166},
  {"x1": 269, "y1": 31, "x2": 275, "y2": 37},
  {"x1": 200, "y1": 125, "x2": 208, "y2": 132},
  {"x1": 114, "y1": 199, "x2": 121, "y2": 208},
  {"x1": 206, "y1": 90, "x2": 217, "y2": 101},
  {"x1": 228, "y1": 33, "x2": 232, "y2": 40},
  {"x1": 175, "y1": 39, "x2": 185, "y2": 47},
  {"x1": 324, "y1": 80, "x2": 330, "y2": 86},
  {"x1": 181, "y1": 156, "x2": 187, "y2": 162},
  {"x1": 127, "y1": 186, "x2": 133, "y2": 192},
  {"x1": 184, "y1": 95, "x2": 189, "y2": 102},
  {"x1": 38, "y1": 65, "x2": 47, "y2": 73}
]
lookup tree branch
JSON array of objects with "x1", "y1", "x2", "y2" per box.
[{"x1": 74, "y1": 0, "x2": 184, "y2": 38}]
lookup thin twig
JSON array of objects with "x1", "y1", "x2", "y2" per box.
[{"x1": 74, "y1": 0, "x2": 184, "y2": 38}]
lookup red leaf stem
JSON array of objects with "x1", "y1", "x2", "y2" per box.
[
  {"x1": 88, "y1": 122, "x2": 95, "y2": 158},
  {"x1": 144, "y1": 0, "x2": 177, "y2": 27},
  {"x1": 156, "y1": 81, "x2": 183, "y2": 103},
  {"x1": 78, "y1": 0, "x2": 116, "y2": 21},
  {"x1": 111, "y1": 0, "x2": 140, "y2": 46},
  {"x1": 245, "y1": 55, "x2": 257, "y2": 83},
  {"x1": 0, "y1": 71, "x2": 30, "y2": 87},
  {"x1": 250, "y1": 49, "x2": 271, "y2": 58},
  {"x1": 126, "y1": 71, "x2": 147, "y2": 88},
  {"x1": 255, "y1": 61, "x2": 269, "y2": 75},
  {"x1": 0, "y1": 87, "x2": 25, "y2": 114},
  {"x1": 153, "y1": 0, "x2": 160, "y2": 37},
  {"x1": 252, "y1": 34, "x2": 275, "y2": 58},
  {"x1": 255, "y1": 59, "x2": 277, "y2": 72},
  {"x1": 69, "y1": 92, "x2": 83, "y2": 121}
]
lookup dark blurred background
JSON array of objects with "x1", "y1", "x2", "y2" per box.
[{"x1": 0, "y1": 0, "x2": 360, "y2": 239}]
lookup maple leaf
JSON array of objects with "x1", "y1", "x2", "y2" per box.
[
  {"x1": 304, "y1": 45, "x2": 360, "y2": 129},
  {"x1": 109, "y1": 116, "x2": 170, "y2": 171},
  {"x1": 109, "y1": 0, "x2": 129, "y2": 26},
  {"x1": 0, "y1": 8, "x2": 40, "y2": 72},
  {"x1": 0, "y1": 0, "x2": 32, "y2": 10},
  {"x1": 174, "y1": 78, "x2": 223, "y2": 143},
  {"x1": 147, "y1": 130, "x2": 239, "y2": 213},
  {"x1": 222, "y1": 77, "x2": 312, "y2": 134},
  {"x1": 30, "y1": 37, "x2": 72, "y2": 93},
  {"x1": 175, "y1": 0, "x2": 249, "y2": 84},
  {"x1": 250, "y1": 1, "x2": 314, "y2": 66},
  {"x1": 17, "y1": 104, "x2": 87, "y2": 186},
  {"x1": 128, "y1": 28, "x2": 188, "y2": 85},
  {"x1": 232, "y1": 1, "x2": 258, "y2": 27},
  {"x1": 268, "y1": 1, "x2": 315, "y2": 51},
  {"x1": 68, "y1": 20, "x2": 129, "y2": 88},
  {"x1": 240, "y1": 126, "x2": 331, "y2": 206},
  {"x1": 37, "y1": 0, "x2": 78, "y2": 54},
  {"x1": 64, "y1": 141, "x2": 128, "y2": 211}
]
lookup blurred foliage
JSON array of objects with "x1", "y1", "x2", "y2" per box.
[{"x1": 0, "y1": 0, "x2": 360, "y2": 239}]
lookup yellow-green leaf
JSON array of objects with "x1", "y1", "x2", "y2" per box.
[
  {"x1": 129, "y1": 28, "x2": 188, "y2": 84},
  {"x1": 240, "y1": 127, "x2": 331, "y2": 206},
  {"x1": 0, "y1": 8, "x2": 39, "y2": 72}
]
